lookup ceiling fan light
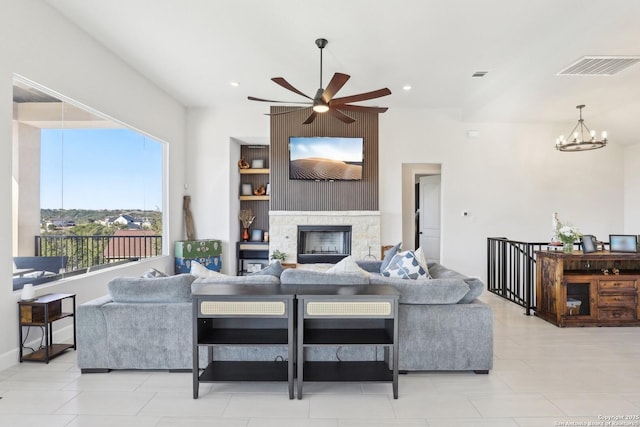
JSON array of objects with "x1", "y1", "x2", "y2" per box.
[{"x1": 312, "y1": 104, "x2": 330, "y2": 113}]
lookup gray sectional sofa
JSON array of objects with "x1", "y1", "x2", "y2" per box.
[{"x1": 77, "y1": 261, "x2": 493, "y2": 373}]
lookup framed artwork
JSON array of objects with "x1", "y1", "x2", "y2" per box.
[
  {"x1": 251, "y1": 159, "x2": 265, "y2": 169},
  {"x1": 581, "y1": 235, "x2": 597, "y2": 253},
  {"x1": 250, "y1": 229, "x2": 264, "y2": 242},
  {"x1": 241, "y1": 183, "x2": 253, "y2": 196},
  {"x1": 609, "y1": 234, "x2": 638, "y2": 253}
]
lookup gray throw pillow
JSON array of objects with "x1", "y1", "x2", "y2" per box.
[
  {"x1": 380, "y1": 242, "x2": 402, "y2": 273},
  {"x1": 141, "y1": 268, "x2": 168, "y2": 278},
  {"x1": 108, "y1": 274, "x2": 195, "y2": 303},
  {"x1": 249, "y1": 260, "x2": 284, "y2": 277}
]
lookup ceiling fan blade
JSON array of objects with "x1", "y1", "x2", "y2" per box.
[
  {"x1": 336, "y1": 104, "x2": 389, "y2": 113},
  {"x1": 321, "y1": 73, "x2": 350, "y2": 103},
  {"x1": 302, "y1": 111, "x2": 317, "y2": 124},
  {"x1": 271, "y1": 77, "x2": 313, "y2": 100},
  {"x1": 327, "y1": 108, "x2": 356, "y2": 124},
  {"x1": 266, "y1": 107, "x2": 312, "y2": 116},
  {"x1": 248, "y1": 96, "x2": 311, "y2": 105},
  {"x1": 331, "y1": 88, "x2": 392, "y2": 105}
]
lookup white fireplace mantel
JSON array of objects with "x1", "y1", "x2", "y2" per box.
[{"x1": 269, "y1": 211, "x2": 381, "y2": 263}]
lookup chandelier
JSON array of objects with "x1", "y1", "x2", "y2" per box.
[{"x1": 555, "y1": 105, "x2": 608, "y2": 152}]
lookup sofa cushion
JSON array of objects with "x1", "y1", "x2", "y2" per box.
[
  {"x1": 381, "y1": 250, "x2": 429, "y2": 280},
  {"x1": 249, "y1": 260, "x2": 284, "y2": 277},
  {"x1": 281, "y1": 268, "x2": 369, "y2": 285},
  {"x1": 108, "y1": 274, "x2": 196, "y2": 303},
  {"x1": 369, "y1": 275, "x2": 470, "y2": 304},
  {"x1": 380, "y1": 242, "x2": 401, "y2": 273}
]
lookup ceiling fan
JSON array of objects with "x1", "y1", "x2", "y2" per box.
[{"x1": 248, "y1": 38, "x2": 391, "y2": 124}]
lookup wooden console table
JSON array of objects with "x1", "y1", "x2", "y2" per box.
[
  {"x1": 296, "y1": 284, "x2": 400, "y2": 399},
  {"x1": 536, "y1": 250, "x2": 640, "y2": 327},
  {"x1": 192, "y1": 283, "x2": 296, "y2": 399}
]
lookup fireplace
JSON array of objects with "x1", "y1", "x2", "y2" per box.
[{"x1": 297, "y1": 225, "x2": 352, "y2": 264}]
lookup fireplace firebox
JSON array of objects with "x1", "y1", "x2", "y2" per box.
[{"x1": 297, "y1": 225, "x2": 352, "y2": 264}]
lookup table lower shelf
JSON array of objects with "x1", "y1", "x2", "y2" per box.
[
  {"x1": 21, "y1": 343, "x2": 74, "y2": 362},
  {"x1": 303, "y1": 361, "x2": 393, "y2": 382},
  {"x1": 198, "y1": 361, "x2": 289, "y2": 382}
]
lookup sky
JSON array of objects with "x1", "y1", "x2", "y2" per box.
[
  {"x1": 289, "y1": 137, "x2": 363, "y2": 162},
  {"x1": 40, "y1": 128, "x2": 163, "y2": 210}
]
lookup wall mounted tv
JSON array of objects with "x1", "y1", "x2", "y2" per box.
[{"x1": 289, "y1": 136, "x2": 364, "y2": 181}]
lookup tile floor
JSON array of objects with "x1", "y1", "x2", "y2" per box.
[{"x1": 2, "y1": 292, "x2": 640, "y2": 426}]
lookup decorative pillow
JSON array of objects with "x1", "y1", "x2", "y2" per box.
[
  {"x1": 141, "y1": 268, "x2": 168, "y2": 278},
  {"x1": 249, "y1": 260, "x2": 284, "y2": 277},
  {"x1": 380, "y1": 242, "x2": 402, "y2": 273},
  {"x1": 326, "y1": 256, "x2": 369, "y2": 276},
  {"x1": 381, "y1": 250, "x2": 429, "y2": 280},
  {"x1": 191, "y1": 260, "x2": 225, "y2": 278},
  {"x1": 413, "y1": 247, "x2": 431, "y2": 279},
  {"x1": 108, "y1": 274, "x2": 195, "y2": 303}
]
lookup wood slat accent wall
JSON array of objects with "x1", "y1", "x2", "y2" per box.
[{"x1": 270, "y1": 106, "x2": 379, "y2": 211}]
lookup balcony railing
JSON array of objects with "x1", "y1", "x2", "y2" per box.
[
  {"x1": 486, "y1": 237, "x2": 553, "y2": 315},
  {"x1": 35, "y1": 234, "x2": 162, "y2": 272}
]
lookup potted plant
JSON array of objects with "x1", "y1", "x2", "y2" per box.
[{"x1": 270, "y1": 249, "x2": 287, "y2": 263}]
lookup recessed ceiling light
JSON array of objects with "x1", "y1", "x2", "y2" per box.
[
  {"x1": 472, "y1": 71, "x2": 488, "y2": 77},
  {"x1": 402, "y1": 85, "x2": 412, "y2": 91},
  {"x1": 230, "y1": 81, "x2": 240, "y2": 87}
]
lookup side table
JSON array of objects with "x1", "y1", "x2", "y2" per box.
[
  {"x1": 192, "y1": 283, "x2": 296, "y2": 399},
  {"x1": 18, "y1": 293, "x2": 76, "y2": 363},
  {"x1": 296, "y1": 284, "x2": 400, "y2": 399}
]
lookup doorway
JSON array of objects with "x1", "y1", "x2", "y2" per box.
[
  {"x1": 417, "y1": 175, "x2": 441, "y2": 263},
  {"x1": 402, "y1": 163, "x2": 442, "y2": 261}
]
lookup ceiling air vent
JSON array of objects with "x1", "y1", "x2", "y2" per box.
[{"x1": 558, "y1": 56, "x2": 640, "y2": 76}]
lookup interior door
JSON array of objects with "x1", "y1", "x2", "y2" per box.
[{"x1": 419, "y1": 175, "x2": 441, "y2": 264}]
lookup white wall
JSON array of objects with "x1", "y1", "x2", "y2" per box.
[
  {"x1": 624, "y1": 144, "x2": 640, "y2": 233},
  {"x1": 380, "y1": 108, "x2": 624, "y2": 279},
  {"x1": 185, "y1": 106, "x2": 269, "y2": 274},
  {"x1": 0, "y1": 0, "x2": 186, "y2": 370}
]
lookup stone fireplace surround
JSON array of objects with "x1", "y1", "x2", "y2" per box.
[{"x1": 269, "y1": 211, "x2": 381, "y2": 264}]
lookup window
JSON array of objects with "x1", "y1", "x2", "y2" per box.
[{"x1": 12, "y1": 78, "x2": 165, "y2": 290}]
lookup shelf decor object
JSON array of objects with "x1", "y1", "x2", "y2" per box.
[
  {"x1": 239, "y1": 209, "x2": 255, "y2": 242},
  {"x1": 555, "y1": 105, "x2": 608, "y2": 152},
  {"x1": 251, "y1": 159, "x2": 265, "y2": 169}
]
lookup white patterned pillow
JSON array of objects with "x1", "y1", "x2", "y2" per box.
[
  {"x1": 414, "y1": 247, "x2": 431, "y2": 277},
  {"x1": 381, "y1": 250, "x2": 430, "y2": 280},
  {"x1": 326, "y1": 256, "x2": 370, "y2": 277},
  {"x1": 191, "y1": 260, "x2": 226, "y2": 278}
]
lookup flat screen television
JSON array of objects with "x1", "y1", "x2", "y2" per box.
[{"x1": 289, "y1": 136, "x2": 364, "y2": 181}]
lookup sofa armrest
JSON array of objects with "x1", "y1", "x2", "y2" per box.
[
  {"x1": 281, "y1": 268, "x2": 369, "y2": 285},
  {"x1": 426, "y1": 262, "x2": 485, "y2": 303},
  {"x1": 77, "y1": 295, "x2": 113, "y2": 369}
]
